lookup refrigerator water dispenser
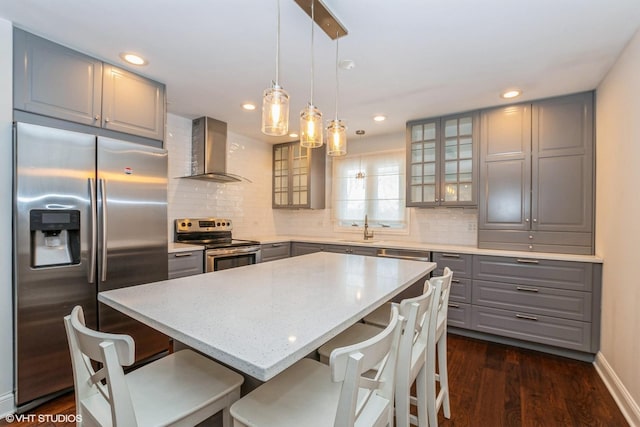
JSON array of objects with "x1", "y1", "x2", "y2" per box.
[{"x1": 30, "y1": 209, "x2": 80, "y2": 267}]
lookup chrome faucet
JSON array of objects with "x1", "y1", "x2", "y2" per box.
[{"x1": 364, "y1": 214, "x2": 375, "y2": 240}]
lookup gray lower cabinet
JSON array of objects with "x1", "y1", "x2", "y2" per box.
[
  {"x1": 13, "y1": 28, "x2": 165, "y2": 141},
  {"x1": 291, "y1": 242, "x2": 324, "y2": 256},
  {"x1": 290, "y1": 242, "x2": 378, "y2": 257},
  {"x1": 260, "y1": 242, "x2": 291, "y2": 262},
  {"x1": 478, "y1": 92, "x2": 594, "y2": 255},
  {"x1": 470, "y1": 255, "x2": 600, "y2": 353},
  {"x1": 168, "y1": 251, "x2": 204, "y2": 279},
  {"x1": 432, "y1": 252, "x2": 473, "y2": 328}
]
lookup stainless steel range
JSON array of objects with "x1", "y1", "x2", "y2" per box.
[{"x1": 175, "y1": 218, "x2": 261, "y2": 272}]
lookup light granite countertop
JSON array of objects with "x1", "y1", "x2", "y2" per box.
[
  {"x1": 246, "y1": 235, "x2": 603, "y2": 263},
  {"x1": 168, "y1": 242, "x2": 205, "y2": 253},
  {"x1": 99, "y1": 252, "x2": 436, "y2": 381}
]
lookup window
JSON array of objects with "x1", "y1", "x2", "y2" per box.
[{"x1": 332, "y1": 150, "x2": 407, "y2": 230}]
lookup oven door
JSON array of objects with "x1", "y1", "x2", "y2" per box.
[{"x1": 205, "y1": 246, "x2": 262, "y2": 272}]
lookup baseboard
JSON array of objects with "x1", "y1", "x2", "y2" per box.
[
  {"x1": 0, "y1": 391, "x2": 15, "y2": 419},
  {"x1": 594, "y1": 351, "x2": 640, "y2": 427}
]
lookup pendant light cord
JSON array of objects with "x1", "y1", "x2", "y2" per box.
[
  {"x1": 334, "y1": 32, "x2": 339, "y2": 120},
  {"x1": 310, "y1": 0, "x2": 315, "y2": 105},
  {"x1": 275, "y1": 0, "x2": 280, "y2": 85}
]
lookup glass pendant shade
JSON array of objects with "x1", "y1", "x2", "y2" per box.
[
  {"x1": 327, "y1": 119, "x2": 347, "y2": 156},
  {"x1": 300, "y1": 103, "x2": 323, "y2": 148},
  {"x1": 261, "y1": 83, "x2": 289, "y2": 136}
]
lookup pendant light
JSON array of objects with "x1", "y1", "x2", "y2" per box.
[
  {"x1": 300, "y1": 0, "x2": 323, "y2": 148},
  {"x1": 261, "y1": 0, "x2": 289, "y2": 136},
  {"x1": 327, "y1": 32, "x2": 347, "y2": 156}
]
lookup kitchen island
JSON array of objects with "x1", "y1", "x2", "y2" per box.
[{"x1": 99, "y1": 252, "x2": 436, "y2": 381}]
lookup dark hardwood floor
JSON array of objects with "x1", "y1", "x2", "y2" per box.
[{"x1": 1, "y1": 334, "x2": 628, "y2": 426}]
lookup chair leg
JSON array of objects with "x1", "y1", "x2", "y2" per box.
[
  {"x1": 426, "y1": 349, "x2": 438, "y2": 427},
  {"x1": 415, "y1": 365, "x2": 429, "y2": 427},
  {"x1": 437, "y1": 333, "x2": 451, "y2": 419},
  {"x1": 395, "y1": 370, "x2": 411, "y2": 427},
  {"x1": 224, "y1": 389, "x2": 241, "y2": 427}
]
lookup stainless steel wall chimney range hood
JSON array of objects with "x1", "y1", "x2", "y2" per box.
[{"x1": 182, "y1": 116, "x2": 249, "y2": 183}]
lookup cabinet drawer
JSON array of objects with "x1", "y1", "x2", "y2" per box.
[
  {"x1": 449, "y1": 277, "x2": 472, "y2": 304},
  {"x1": 473, "y1": 280, "x2": 591, "y2": 321},
  {"x1": 472, "y1": 306, "x2": 591, "y2": 352},
  {"x1": 432, "y1": 252, "x2": 472, "y2": 278},
  {"x1": 261, "y1": 242, "x2": 290, "y2": 262},
  {"x1": 473, "y1": 255, "x2": 592, "y2": 291},
  {"x1": 478, "y1": 230, "x2": 593, "y2": 255},
  {"x1": 447, "y1": 302, "x2": 471, "y2": 329},
  {"x1": 168, "y1": 251, "x2": 203, "y2": 279}
]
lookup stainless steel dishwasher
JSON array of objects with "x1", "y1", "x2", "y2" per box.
[{"x1": 376, "y1": 248, "x2": 431, "y2": 301}]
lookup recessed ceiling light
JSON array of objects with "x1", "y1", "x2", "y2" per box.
[
  {"x1": 373, "y1": 115, "x2": 386, "y2": 122},
  {"x1": 501, "y1": 89, "x2": 522, "y2": 99},
  {"x1": 289, "y1": 132, "x2": 299, "y2": 138},
  {"x1": 119, "y1": 52, "x2": 147, "y2": 66},
  {"x1": 242, "y1": 103, "x2": 256, "y2": 111}
]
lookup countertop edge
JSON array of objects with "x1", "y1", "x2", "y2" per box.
[
  {"x1": 244, "y1": 235, "x2": 603, "y2": 263},
  {"x1": 168, "y1": 242, "x2": 205, "y2": 253}
]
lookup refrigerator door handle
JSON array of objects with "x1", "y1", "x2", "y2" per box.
[
  {"x1": 88, "y1": 178, "x2": 97, "y2": 283},
  {"x1": 99, "y1": 178, "x2": 108, "y2": 282}
]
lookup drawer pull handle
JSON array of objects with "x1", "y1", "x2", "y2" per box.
[
  {"x1": 516, "y1": 314, "x2": 538, "y2": 321},
  {"x1": 441, "y1": 253, "x2": 460, "y2": 258},
  {"x1": 174, "y1": 252, "x2": 193, "y2": 258},
  {"x1": 271, "y1": 243, "x2": 283, "y2": 247},
  {"x1": 516, "y1": 258, "x2": 539, "y2": 264},
  {"x1": 516, "y1": 286, "x2": 539, "y2": 293},
  {"x1": 452, "y1": 279, "x2": 461, "y2": 283},
  {"x1": 448, "y1": 303, "x2": 460, "y2": 308}
]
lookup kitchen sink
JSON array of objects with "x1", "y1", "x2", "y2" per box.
[{"x1": 339, "y1": 239, "x2": 381, "y2": 244}]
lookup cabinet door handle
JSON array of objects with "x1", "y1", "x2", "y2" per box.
[
  {"x1": 271, "y1": 243, "x2": 283, "y2": 247},
  {"x1": 104, "y1": 117, "x2": 110, "y2": 123},
  {"x1": 516, "y1": 314, "x2": 538, "y2": 321},
  {"x1": 94, "y1": 114, "x2": 100, "y2": 121},
  {"x1": 516, "y1": 286, "x2": 539, "y2": 293},
  {"x1": 441, "y1": 253, "x2": 460, "y2": 258},
  {"x1": 174, "y1": 252, "x2": 193, "y2": 258},
  {"x1": 452, "y1": 279, "x2": 461, "y2": 284},
  {"x1": 516, "y1": 258, "x2": 539, "y2": 264},
  {"x1": 448, "y1": 303, "x2": 460, "y2": 308}
]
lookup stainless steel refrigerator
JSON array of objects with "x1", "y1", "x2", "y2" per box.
[{"x1": 13, "y1": 122, "x2": 169, "y2": 411}]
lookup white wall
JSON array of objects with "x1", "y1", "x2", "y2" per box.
[
  {"x1": 165, "y1": 114, "x2": 276, "y2": 240},
  {"x1": 164, "y1": 121, "x2": 477, "y2": 245},
  {"x1": 272, "y1": 130, "x2": 478, "y2": 245},
  {"x1": 0, "y1": 18, "x2": 14, "y2": 417},
  {"x1": 595, "y1": 28, "x2": 640, "y2": 425}
]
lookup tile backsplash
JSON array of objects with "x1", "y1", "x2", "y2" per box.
[{"x1": 165, "y1": 113, "x2": 478, "y2": 246}]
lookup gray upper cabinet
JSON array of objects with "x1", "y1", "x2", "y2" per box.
[
  {"x1": 13, "y1": 29, "x2": 165, "y2": 141},
  {"x1": 272, "y1": 141, "x2": 325, "y2": 209},
  {"x1": 406, "y1": 112, "x2": 479, "y2": 207},
  {"x1": 102, "y1": 64, "x2": 165, "y2": 140},
  {"x1": 478, "y1": 92, "x2": 594, "y2": 254},
  {"x1": 13, "y1": 29, "x2": 103, "y2": 127}
]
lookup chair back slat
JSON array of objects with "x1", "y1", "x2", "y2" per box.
[
  {"x1": 331, "y1": 306, "x2": 403, "y2": 427},
  {"x1": 64, "y1": 305, "x2": 138, "y2": 427}
]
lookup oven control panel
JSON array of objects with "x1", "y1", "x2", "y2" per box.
[{"x1": 175, "y1": 218, "x2": 232, "y2": 233}]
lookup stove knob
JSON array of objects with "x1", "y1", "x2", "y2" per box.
[
  {"x1": 187, "y1": 222, "x2": 192, "y2": 227},
  {"x1": 181, "y1": 222, "x2": 186, "y2": 227},
  {"x1": 217, "y1": 222, "x2": 221, "y2": 226}
]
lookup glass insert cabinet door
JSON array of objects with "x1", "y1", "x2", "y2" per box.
[
  {"x1": 273, "y1": 141, "x2": 325, "y2": 209},
  {"x1": 406, "y1": 112, "x2": 478, "y2": 207}
]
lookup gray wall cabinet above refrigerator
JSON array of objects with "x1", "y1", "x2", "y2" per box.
[{"x1": 13, "y1": 28, "x2": 165, "y2": 141}]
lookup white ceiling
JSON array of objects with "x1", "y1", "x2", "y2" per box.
[{"x1": 1, "y1": 0, "x2": 639, "y2": 144}]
